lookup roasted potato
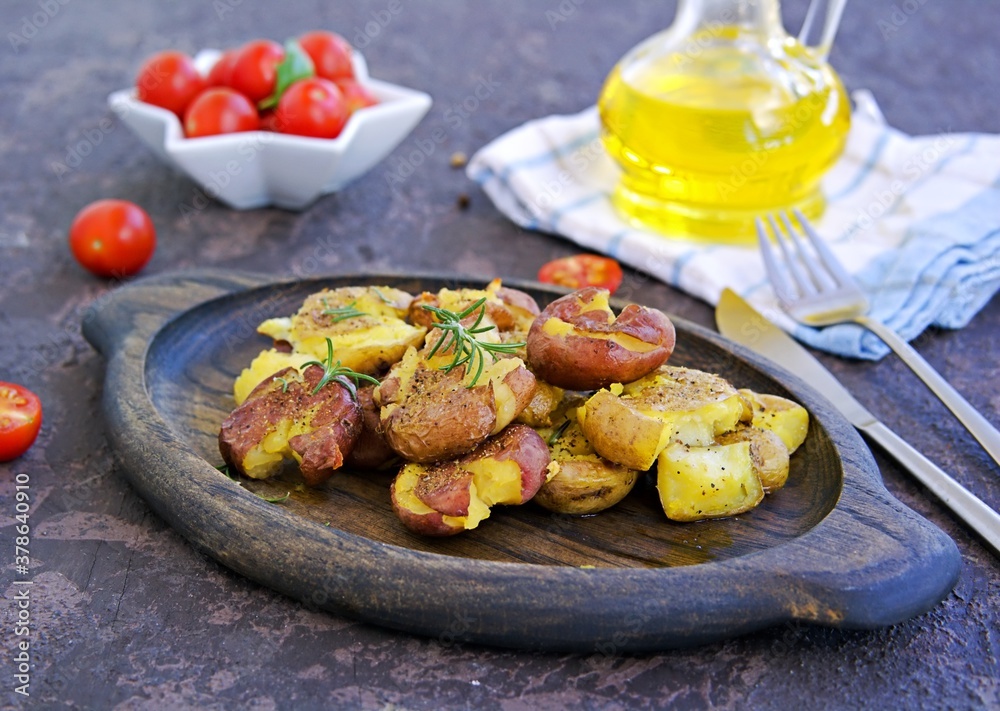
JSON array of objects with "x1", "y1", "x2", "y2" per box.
[
  {"x1": 738, "y1": 389, "x2": 810, "y2": 454},
  {"x1": 715, "y1": 425, "x2": 790, "y2": 493},
  {"x1": 578, "y1": 365, "x2": 746, "y2": 471},
  {"x1": 655, "y1": 440, "x2": 766, "y2": 522},
  {"x1": 390, "y1": 424, "x2": 552, "y2": 536},
  {"x1": 375, "y1": 344, "x2": 537, "y2": 463},
  {"x1": 233, "y1": 348, "x2": 314, "y2": 405},
  {"x1": 408, "y1": 279, "x2": 539, "y2": 336},
  {"x1": 219, "y1": 365, "x2": 362, "y2": 486},
  {"x1": 514, "y1": 379, "x2": 566, "y2": 429},
  {"x1": 526, "y1": 287, "x2": 676, "y2": 390},
  {"x1": 343, "y1": 384, "x2": 397, "y2": 471},
  {"x1": 256, "y1": 286, "x2": 426, "y2": 375},
  {"x1": 534, "y1": 419, "x2": 639, "y2": 515}
]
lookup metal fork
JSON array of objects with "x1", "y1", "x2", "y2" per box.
[{"x1": 757, "y1": 209, "x2": 1000, "y2": 468}]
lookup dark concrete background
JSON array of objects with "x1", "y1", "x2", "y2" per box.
[{"x1": 1, "y1": 0, "x2": 997, "y2": 708}]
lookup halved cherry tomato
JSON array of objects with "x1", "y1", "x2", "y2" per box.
[
  {"x1": 135, "y1": 50, "x2": 207, "y2": 117},
  {"x1": 68, "y1": 200, "x2": 156, "y2": 278},
  {"x1": 298, "y1": 30, "x2": 354, "y2": 82},
  {"x1": 274, "y1": 78, "x2": 349, "y2": 138},
  {"x1": 0, "y1": 382, "x2": 42, "y2": 462},
  {"x1": 334, "y1": 78, "x2": 378, "y2": 113},
  {"x1": 537, "y1": 254, "x2": 624, "y2": 294},
  {"x1": 230, "y1": 39, "x2": 284, "y2": 103},
  {"x1": 184, "y1": 88, "x2": 260, "y2": 137}
]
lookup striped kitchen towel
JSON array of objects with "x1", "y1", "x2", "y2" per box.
[{"x1": 467, "y1": 91, "x2": 1000, "y2": 360}]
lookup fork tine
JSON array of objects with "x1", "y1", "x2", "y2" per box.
[
  {"x1": 791, "y1": 208, "x2": 855, "y2": 288},
  {"x1": 768, "y1": 214, "x2": 819, "y2": 297},
  {"x1": 778, "y1": 211, "x2": 838, "y2": 292},
  {"x1": 755, "y1": 218, "x2": 799, "y2": 305}
]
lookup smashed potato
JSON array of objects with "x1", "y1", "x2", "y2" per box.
[
  {"x1": 526, "y1": 287, "x2": 676, "y2": 390},
  {"x1": 257, "y1": 286, "x2": 426, "y2": 375},
  {"x1": 534, "y1": 419, "x2": 638, "y2": 516},
  {"x1": 375, "y1": 344, "x2": 536, "y2": 463},
  {"x1": 578, "y1": 365, "x2": 746, "y2": 471},
  {"x1": 738, "y1": 389, "x2": 810, "y2": 454},
  {"x1": 219, "y1": 365, "x2": 362, "y2": 486},
  {"x1": 390, "y1": 424, "x2": 552, "y2": 536},
  {"x1": 656, "y1": 441, "x2": 766, "y2": 522}
]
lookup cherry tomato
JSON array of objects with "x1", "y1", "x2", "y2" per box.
[
  {"x1": 537, "y1": 254, "x2": 624, "y2": 294},
  {"x1": 298, "y1": 30, "x2": 354, "y2": 82},
  {"x1": 206, "y1": 49, "x2": 239, "y2": 87},
  {"x1": 184, "y1": 88, "x2": 260, "y2": 138},
  {"x1": 334, "y1": 78, "x2": 378, "y2": 113},
  {"x1": 274, "y1": 78, "x2": 349, "y2": 138},
  {"x1": 230, "y1": 39, "x2": 285, "y2": 104},
  {"x1": 0, "y1": 382, "x2": 42, "y2": 462},
  {"x1": 135, "y1": 50, "x2": 207, "y2": 117},
  {"x1": 68, "y1": 200, "x2": 156, "y2": 278}
]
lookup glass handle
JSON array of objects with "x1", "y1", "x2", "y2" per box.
[{"x1": 798, "y1": 0, "x2": 848, "y2": 59}]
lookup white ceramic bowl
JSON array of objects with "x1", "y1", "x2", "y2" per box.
[{"x1": 108, "y1": 50, "x2": 432, "y2": 210}]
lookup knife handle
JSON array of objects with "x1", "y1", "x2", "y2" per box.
[{"x1": 863, "y1": 421, "x2": 1000, "y2": 557}]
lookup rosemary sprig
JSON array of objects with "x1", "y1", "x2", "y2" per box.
[
  {"x1": 273, "y1": 375, "x2": 290, "y2": 393},
  {"x1": 320, "y1": 298, "x2": 367, "y2": 323},
  {"x1": 421, "y1": 298, "x2": 526, "y2": 388},
  {"x1": 301, "y1": 337, "x2": 380, "y2": 398},
  {"x1": 547, "y1": 419, "x2": 572, "y2": 446}
]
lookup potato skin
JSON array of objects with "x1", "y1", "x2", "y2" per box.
[
  {"x1": 526, "y1": 287, "x2": 676, "y2": 390},
  {"x1": 219, "y1": 365, "x2": 362, "y2": 486},
  {"x1": 535, "y1": 459, "x2": 638, "y2": 515},
  {"x1": 344, "y1": 384, "x2": 397, "y2": 471},
  {"x1": 390, "y1": 424, "x2": 551, "y2": 537},
  {"x1": 376, "y1": 348, "x2": 537, "y2": 464}
]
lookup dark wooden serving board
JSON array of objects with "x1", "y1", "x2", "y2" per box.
[{"x1": 82, "y1": 269, "x2": 960, "y2": 652}]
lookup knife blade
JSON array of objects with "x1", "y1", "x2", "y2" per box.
[{"x1": 715, "y1": 288, "x2": 1000, "y2": 556}]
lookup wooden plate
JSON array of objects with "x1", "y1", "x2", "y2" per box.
[{"x1": 82, "y1": 269, "x2": 959, "y2": 652}]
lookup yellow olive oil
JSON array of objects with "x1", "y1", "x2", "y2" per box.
[{"x1": 598, "y1": 28, "x2": 851, "y2": 242}]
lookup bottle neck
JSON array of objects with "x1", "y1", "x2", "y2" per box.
[{"x1": 676, "y1": 0, "x2": 785, "y2": 39}]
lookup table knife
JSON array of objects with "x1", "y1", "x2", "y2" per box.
[{"x1": 715, "y1": 288, "x2": 1000, "y2": 557}]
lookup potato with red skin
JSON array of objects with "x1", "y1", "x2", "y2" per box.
[
  {"x1": 219, "y1": 365, "x2": 362, "y2": 486},
  {"x1": 407, "y1": 279, "x2": 540, "y2": 335},
  {"x1": 527, "y1": 287, "x2": 676, "y2": 390},
  {"x1": 390, "y1": 424, "x2": 552, "y2": 537},
  {"x1": 375, "y1": 345, "x2": 537, "y2": 464},
  {"x1": 344, "y1": 384, "x2": 397, "y2": 471}
]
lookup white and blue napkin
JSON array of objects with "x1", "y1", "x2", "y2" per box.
[{"x1": 467, "y1": 91, "x2": 1000, "y2": 360}]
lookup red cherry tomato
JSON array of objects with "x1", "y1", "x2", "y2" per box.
[
  {"x1": 230, "y1": 39, "x2": 284, "y2": 103},
  {"x1": 334, "y1": 78, "x2": 378, "y2": 113},
  {"x1": 184, "y1": 88, "x2": 260, "y2": 137},
  {"x1": 274, "y1": 78, "x2": 349, "y2": 138},
  {"x1": 135, "y1": 50, "x2": 207, "y2": 117},
  {"x1": 68, "y1": 200, "x2": 156, "y2": 278},
  {"x1": 298, "y1": 30, "x2": 354, "y2": 82},
  {"x1": 0, "y1": 382, "x2": 42, "y2": 462},
  {"x1": 537, "y1": 254, "x2": 624, "y2": 294},
  {"x1": 206, "y1": 49, "x2": 239, "y2": 87}
]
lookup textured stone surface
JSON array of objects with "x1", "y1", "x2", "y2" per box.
[{"x1": 0, "y1": 1, "x2": 997, "y2": 709}]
